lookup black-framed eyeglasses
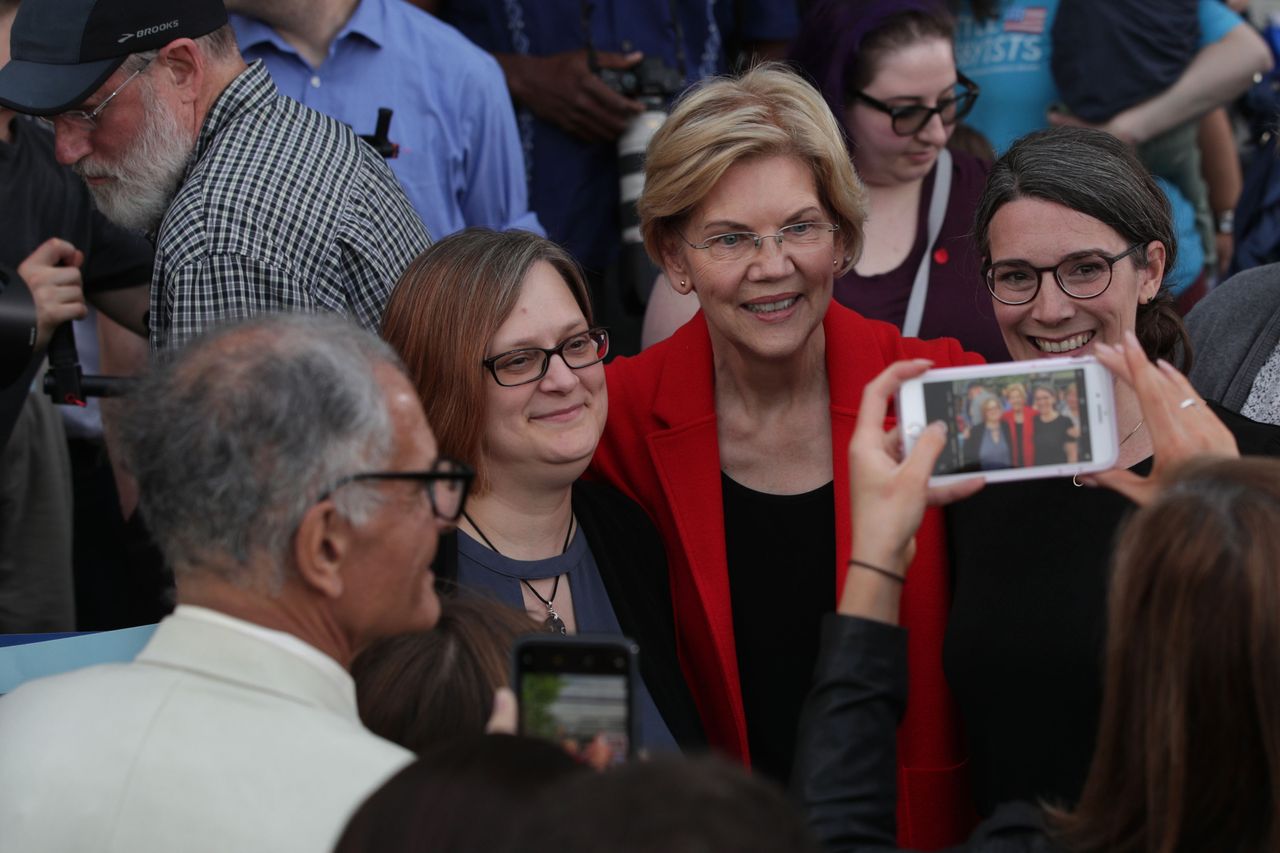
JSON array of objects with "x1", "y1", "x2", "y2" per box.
[
  {"x1": 851, "y1": 73, "x2": 979, "y2": 137},
  {"x1": 984, "y1": 243, "x2": 1145, "y2": 306},
  {"x1": 483, "y1": 327, "x2": 609, "y2": 387},
  {"x1": 680, "y1": 222, "x2": 840, "y2": 263},
  {"x1": 50, "y1": 59, "x2": 153, "y2": 134},
  {"x1": 320, "y1": 456, "x2": 475, "y2": 522}
]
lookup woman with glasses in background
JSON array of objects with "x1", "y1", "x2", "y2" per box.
[
  {"x1": 380, "y1": 228, "x2": 705, "y2": 754},
  {"x1": 592, "y1": 63, "x2": 982, "y2": 848},
  {"x1": 789, "y1": 0, "x2": 1008, "y2": 363}
]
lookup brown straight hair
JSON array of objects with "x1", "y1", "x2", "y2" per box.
[
  {"x1": 380, "y1": 228, "x2": 592, "y2": 493},
  {"x1": 351, "y1": 595, "x2": 540, "y2": 756},
  {"x1": 1052, "y1": 458, "x2": 1280, "y2": 852},
  {"x1": 974, "y1": 127, "x2": 1191, "y2": 371}
]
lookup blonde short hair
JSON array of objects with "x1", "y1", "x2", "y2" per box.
[{"x1": 638, "y1": 62, "x2": 866, "y2": 275}]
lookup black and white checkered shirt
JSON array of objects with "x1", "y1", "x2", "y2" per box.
[{"x1": 150, "y1": 61, "x2": 431, "y2": 350}]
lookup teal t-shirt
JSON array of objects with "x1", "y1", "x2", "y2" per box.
[{"x1": 954, "y1": 0, "x2": 1237, "y2": 291}]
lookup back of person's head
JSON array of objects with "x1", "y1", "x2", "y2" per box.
[
  {"x1": 116, "y1": 314, "x2": 401, "y2": 590},
  {"x1": 789, "y1": 0, "x2": 955, "y2": 139},
  {"x1": 510, "y1": 755, "x2": 821, "y2": 853},
  {"x1": 351, "y1": 594, "x2": 539, "y2": 754},
  {"x1": 381, "y1": 228, "x2": 591, "y2": 493},
  {"x1": 1056, "y1": 458, "x2": 1280, "y2": 852},
  {"x1": 638, "y1": 62, "x2": 867, "y2": 277},
  {"x1": 334, "y1": 734, "x2": 586, "y2": 853},
  {"x1": 974, "y1": 126, "x2": 1187, "y2": 369}
]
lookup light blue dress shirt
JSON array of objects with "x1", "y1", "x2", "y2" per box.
[{"x1": 231, "y1": 0, "x2": 543, "y2": 241}]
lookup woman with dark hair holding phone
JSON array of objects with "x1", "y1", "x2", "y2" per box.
[
  {"x1": 379, "y1": 228, "x2": 704, "y2": 754},
  {"x1": 794, "y1": 338, "x2": 1279, "y2": 852}
]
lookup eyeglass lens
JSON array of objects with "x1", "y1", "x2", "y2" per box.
[
  {"x1": 986, "y1": 254, "x2": 1116, "y2": 304},
  {"x1": 702, "y1": 222, "x2": 836, "y2": 262},
  {"x1": 489, "y1": 329, "x2": 609, "y2": 387},
  {"x1": 426, "y1": 458, "x2": 470, "y2": 521},
  {"x1": 890, "y1": 87, "x2": 976, "y2": 135}
]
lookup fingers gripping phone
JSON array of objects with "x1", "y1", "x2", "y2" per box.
[
  {"x1": 896, "y1": 356, "x2": 1118, "y2": 485},
  {"x1": 513, "y1": 635, "x2": 638, "y2": 763}
]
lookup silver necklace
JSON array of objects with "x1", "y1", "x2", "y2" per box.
[
  {"x1": 462, "y1": 510, "x2": 572, "y2": 635},
  {"x1": 1072, "y1": 419, "x2": 1144, "y2": 488}
]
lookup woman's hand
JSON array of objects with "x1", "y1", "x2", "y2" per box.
[
  {"x1": 1081, "y1": 330, "x2": 1238, "y2": 504},
  {"x1": 842, "y1": 360, "x2": 983, "y2": 623},
  {"x1": 485, "y1": 686, "x2": 518, "y2": 734}
]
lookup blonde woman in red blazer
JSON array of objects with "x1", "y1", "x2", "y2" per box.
[{"x1": 590, "y1": 63, "x2": 982, "y2": 849}]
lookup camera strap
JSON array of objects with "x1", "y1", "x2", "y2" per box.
[{"x1": 902, "y1": 147, "x2": 952, "y2": 338}]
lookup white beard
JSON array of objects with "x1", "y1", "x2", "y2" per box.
[{"x1": 75, "y1": 80, "x2": 195, "y2": 233}]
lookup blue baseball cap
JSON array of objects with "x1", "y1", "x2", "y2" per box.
[{"x1": 0, "y1": 0, "x2": 227, "y2": 115}]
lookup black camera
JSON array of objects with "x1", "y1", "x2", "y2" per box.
[
  {"x1": 598, "y1": 56, "x2": 684, "y2": 103},
  {"x1": 597, "y1": 56, "x2": 684, "y2": 315}
]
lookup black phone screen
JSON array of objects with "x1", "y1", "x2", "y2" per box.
[{"x1": 516, "y1": 638, "x2": 634, "y2": 761}]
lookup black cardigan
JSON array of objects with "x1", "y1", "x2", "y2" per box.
[
  {"x1": 792, "y1": 614, "x2": 1059, "y2": 853},
  {"x1": 435, "y1": 479, "x2": 706, "y2": 750}
]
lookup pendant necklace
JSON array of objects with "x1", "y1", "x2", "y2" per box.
[
  {"x1": 1073, "y1": 419, "x2": 1144, "y2": 488},
  {"x1": 462, "y1": 510, "x2": 573, "y2": 635}
]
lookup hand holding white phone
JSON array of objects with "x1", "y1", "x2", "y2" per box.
[{"x1": 896, "y1": 356, "x2": 1119, "y2": 486}]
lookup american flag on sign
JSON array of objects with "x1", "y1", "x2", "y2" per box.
[{"x1": 1003, "y1": 6, "x2": 1048, "y2": 34}]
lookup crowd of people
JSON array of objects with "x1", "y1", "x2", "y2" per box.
[{"x1": 1, "y1": 0, "x2": 1280, "y2": 851}]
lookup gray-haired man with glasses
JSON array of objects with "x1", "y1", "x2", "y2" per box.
[{"x1": 0, "y1": 314, "x2": 478, "y2": 853}]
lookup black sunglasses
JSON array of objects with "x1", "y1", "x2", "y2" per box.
[{"x1": 851, "y1": 73, "x2": 980, "y2": 136}]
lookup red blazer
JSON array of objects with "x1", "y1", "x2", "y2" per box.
[
  {"x1": 592, "y1": 304, "x2": 983, "y2": 849},
  {"x1": 1002, "y1": 407, "x2": 1037, "y2": 466}
]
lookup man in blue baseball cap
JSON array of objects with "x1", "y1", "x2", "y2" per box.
[{"x1": 0, "y1": 0, "x2": 429, "y2": 351}]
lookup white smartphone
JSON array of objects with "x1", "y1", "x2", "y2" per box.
[{"x1": 896, "y1": 356, "x2": 1119, "y2": 485}]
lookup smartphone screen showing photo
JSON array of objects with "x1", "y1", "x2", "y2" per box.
[
  {"x1": 922, "y1": 367, "x2": 1093, "y2": 477},
  {"x1": 517, "y1": 641, "x2": 632, "y2": 762}
]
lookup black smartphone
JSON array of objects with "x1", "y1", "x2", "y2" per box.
[{"x1": 512, "y1": 634, "x2": 638, "y2": 763}]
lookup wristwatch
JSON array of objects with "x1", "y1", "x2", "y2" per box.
[{"x1": 1216, "y1": 210, "x2": 1235, "y2": 236}]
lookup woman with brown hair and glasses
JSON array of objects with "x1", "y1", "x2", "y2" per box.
[{"x1": 379, "y1": 228, "x2": 704, "y2": 753}]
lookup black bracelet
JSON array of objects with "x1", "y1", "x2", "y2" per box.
[{"x1": 847, "y1": 559, "x2": 905, "y2": 585}]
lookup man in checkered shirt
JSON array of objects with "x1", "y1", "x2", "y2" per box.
[{"x1": 0, "y1": 0, "x2": 430, "y2": 351}]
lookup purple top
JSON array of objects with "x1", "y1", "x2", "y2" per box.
[{"x1": 834, "y1": 149, "x2": 1010, "y2": 363}]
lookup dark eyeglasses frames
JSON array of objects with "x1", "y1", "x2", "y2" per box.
[
  {"x1": 50, "y1": 59, "x2": 153, "y2": 134},
  {"x1": 984, "y1": 243, "x2": 1145, "y2": 306},
  {"x1": 483, "y1": 327, "x2": 609, "y2": 387},
  {"x1": 320, "y1": 457, "x2": 475, "y2": 522},
  {"x1": 851, "y1": 74, "x2": 980, "y2": 137}
]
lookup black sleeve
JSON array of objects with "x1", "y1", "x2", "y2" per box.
[
  {"x1": 572, "y1": 479, "x2": 707, "y2": 749},
  {"x1": 80, "y1": 206, "x2": 154, "y2": 294},
  {"x1": 1212, "y1": 401, "x2": 1280, "y2": 457},
  {"x1": 792, "y1": 613, "x2": 908, "y2": 853},
  {"x1": 3, "y1": 118, "x2": 153, "y2": 292}
]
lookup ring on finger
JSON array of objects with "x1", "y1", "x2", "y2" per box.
[{"x1": 1178, "y1": 397, "x2": 1199, "y2": 410}]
